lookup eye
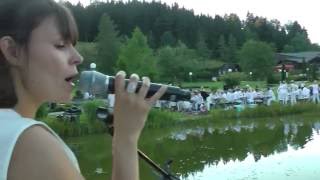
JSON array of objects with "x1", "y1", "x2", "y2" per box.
[
  {"x1": 54, "y1": 40, "x2": 69, "y2": 49},
  {"x1": 55, "y1": 43, "x2": 66, "y2": 49}
]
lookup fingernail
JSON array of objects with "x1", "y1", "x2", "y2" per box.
[
  {"x1": 130, "y1": 73, "x2": 139, "y2": 80},
  {"x1": 142, "y1": 77, "x2": 150, "y2": 86},
  {"x1": 116, "y1": 71, "x2": 126, "y2": 77}
]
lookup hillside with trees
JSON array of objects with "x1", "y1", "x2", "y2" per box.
[{"x1": 67, "y1": 0, "x2": 320, "y2": 82}]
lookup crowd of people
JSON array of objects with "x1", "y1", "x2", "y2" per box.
[{"x1": 149, "y1": 80, "x2": 320, "y2": 113}]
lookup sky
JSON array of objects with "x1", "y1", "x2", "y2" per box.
[{"x1": 63, "y1": 0, "x2": 320, "y2": 45}]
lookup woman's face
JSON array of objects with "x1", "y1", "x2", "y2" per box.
[{"x1": 18, "y1": 16, "x2": 82, "y2": 104}]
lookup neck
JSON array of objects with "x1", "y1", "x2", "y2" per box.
[
  {"x1": 11, "y1": 70, "x2": 41, "y2": 118},
  {"x1": 14, "y1": 100, "x2": 39, "y2": 118}
]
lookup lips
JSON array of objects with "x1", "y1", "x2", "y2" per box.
[{"x1": 65, "y1": 74, "x2": 78, "y2": 86}]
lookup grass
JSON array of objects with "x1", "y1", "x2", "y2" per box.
[
  {"x1": 145, "y1": 109, "x2": 185, "y2": 128},
  {"x1": 181, "y1": 80, "x2": 267, "y2": 90},
  {"x1": 181, "y1": 81, "x2": 224, "y2": 89},
  {"x1": 41, "y1": 116, "x2": 106, "y2": 138},
  {"x1": 210, "y1": 102, "x2": 320, "y2": 120},
  {"x1": 39, "y1": 100, "x2": 320, "y2": 138}
]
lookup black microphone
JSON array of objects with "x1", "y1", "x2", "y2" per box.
[{"x1": 78, "y1": 71, "x2": 191, "y2": 101}]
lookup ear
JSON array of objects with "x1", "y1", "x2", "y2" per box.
[{"x1": 0, "y1": 36, "x2": 23, "y2": 66}]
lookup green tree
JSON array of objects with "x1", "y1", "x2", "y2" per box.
[
  {"x1": 284, "y1": 32, "x2": 311, "y2": 52},
  {"x1": 239, "y1": 40, "x2": 275, "y2": 80},
  {"x1": 76, "y1": 42, "x2": 97, "y2": 71},
  {"x1": 66, "y1": 1, "x2": 315, "y2": 53},
  {"x1": 218, "y1": 35, "x2": 228, "y2": 62},
  {"x1": 160, "y1": 31, "x2": 176, "y2": 47},
  {"x1": 196, "y1": 33, "x2": 211, "y2": 59},
  {"x1": 227, "y1": 34, "x2": 238, "y2": 63},
  {"x1": 283, "y1": 44, "x2": 295, "y2": 53},
  {"x1": 157, "y1": 42, "x2": 198, "y2": 82},
  {"x1": 95, "y1": 14, "x2": 121, "y2": 74},
  {"x1": 116, "y1": 27, "x2": 158, "y2": 79}
]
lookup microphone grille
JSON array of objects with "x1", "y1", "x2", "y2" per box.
[{"x1": 79, "y1": 71, "x2": 108, "y2": 96}]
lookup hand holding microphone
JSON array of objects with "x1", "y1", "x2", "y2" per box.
[{"x1": 78, "y1": 70, "x2": 191, "y2": 101}]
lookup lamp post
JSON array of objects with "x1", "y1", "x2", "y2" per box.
[
  {"x1": 249, "y1": 71, "x2": 252, "y2": 80},
  {"x1": 90, "y1": 63, "x2": 96, "y2": 70},
  {"x1": 189, "y1": 72, "x2": 193, "y2": 82},
  {"x1": 281, "y1": 64, "x2": 286, "y2": 81},
  {"x1": 306, "y1": 67, "x2": 310, "y2": 80}
]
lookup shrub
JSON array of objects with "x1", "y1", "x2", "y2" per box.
[
  {"x1": 35, "y1": 103, "x2": 49, "y2": 120},
  {"x1": 81, "y1": 99, "x2": 106, "y2": 133},
  {"x1": 81, "y1": 99, "x2": 106, "y2": 124},
  {"x1": 219, "y1": 72, "x2": 247, "y2": 89},
  {"x1": 145, "y1": 109, "x2": 184, "y2": 128},
  {"x1": 267, "y1": 74, "x2": 281, "y2": 85}
]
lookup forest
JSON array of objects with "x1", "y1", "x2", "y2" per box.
[{"x1": 63, "y1": 0, "x2": 320, "y2": 82}]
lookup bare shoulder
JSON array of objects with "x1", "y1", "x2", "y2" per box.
[{"x1": 8, "y1": 125, "x2": 84, "y2": 180}]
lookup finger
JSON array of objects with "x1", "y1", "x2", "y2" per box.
[
  {"x1": 148, "y1": 85, "x2": 168, "y2": 105},
  {"x1": 115, "y1": 71, "x2": 126, "y2": 94},
  {"x1": 138, "y1": 77, "x2": 150, "y2": 98},
  {"x1": 126, "y1": 73, "x2": 139, "y2": 93}
]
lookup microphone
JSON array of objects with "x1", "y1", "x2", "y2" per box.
[{"x1": 78, "y1": 70, "x2": 191, "y2": 101}]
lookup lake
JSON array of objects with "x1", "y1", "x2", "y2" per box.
[{"x1": 66, "y1": 115, "x2": 320, "y2": 180}]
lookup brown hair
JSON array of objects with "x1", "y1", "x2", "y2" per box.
[{"x1": 0, "y1": 0, "x2": 78, "y2": 108}]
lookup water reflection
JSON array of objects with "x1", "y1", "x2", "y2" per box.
[
  {"x1": 66, "y1": 117, "x2": 320, "y2": 180},
  {"x1": 160, "y1": 118, "x2": 320, "y2": 179}
]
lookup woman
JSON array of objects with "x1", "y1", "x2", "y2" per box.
[{"x1": 0, "y1": 0, "x2": 166, "y2": 179}]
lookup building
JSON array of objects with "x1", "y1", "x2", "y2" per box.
[
  {"x1": 275, "y1": 51, "x2": 320, "y2": 71},
  {"x1": 218, "y1": 63, "x2": 241, "y2": 75}
]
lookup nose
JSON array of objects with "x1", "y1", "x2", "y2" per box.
[{"x1": 69, "y1": 47, "x2": 83, "y2": 66}]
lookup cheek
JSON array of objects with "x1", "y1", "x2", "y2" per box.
[{"x1": 23, "y1": 48, "x2": 67, "y2": 100}]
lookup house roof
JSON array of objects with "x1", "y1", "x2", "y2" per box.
[{"x1": 276, "y1": 51, "x2": 320, "y2": 63}]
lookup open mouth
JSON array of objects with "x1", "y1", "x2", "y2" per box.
[
  {"x1": 65, "y1": 74, "x2": 78, "y2": 84},
  {"x1": 65, "y1": 76, "x2": 73, "y2": 82}
]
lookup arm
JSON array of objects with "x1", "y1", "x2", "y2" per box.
[
  {"x1": 8, "y1": 125, "x2": 85, "y2": 180},
  {"x1": 111, "y1": 71, "x2": 166, "y2": 180}
]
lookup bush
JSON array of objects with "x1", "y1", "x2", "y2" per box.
[
  {"x1": 219, "y1": 72, "x2": 247, "y2": 89},
  {"x1": 145, "y1": 109, "x2": 184, "y2": 128},
  {"x1": 81, "y1": 99, "x2": 106, "y2": 125},
  {"x1": 42, "y1": 116, "x2": 106, "y2": 138},
  {"x1": 266, "y1": 73, "x2": 281, "y2": 85},
  {"x1": 35, "y1": 103, "x2": 49, "y2": 120}
]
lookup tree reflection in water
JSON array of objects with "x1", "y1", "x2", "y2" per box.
[
  {"x1": 66, "y1": 117, "x2": 320, "y2": 180},
  {"x1": 139, "y1": 117, "x2": 320, "y2": 179}
]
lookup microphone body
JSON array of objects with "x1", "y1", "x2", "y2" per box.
[{"x1": 78, "y1": 71, "x2": 191, "y2": 101}]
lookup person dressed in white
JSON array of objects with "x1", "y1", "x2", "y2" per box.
[
  {"x1": 107, "y1": 93, "x2": 115, "y2": 113},
  {"x1": 226, "y1": 89, "x2": 234, "y2": 103},
  {"x1": 297, "y1": 85, "x2": 303, "y2": 102},
  {"x1": 311, "y1": 80, "x2": 319, "y2": 103},
  {"x1": 289, "y1": 81, "x2": 299, "y2": 105},
  {"x1": 265, "y1": 87, "x2": 276, "y2": 106},
  {"x1": 190, "y1": 91, "x2": 198, "y2": 111},
  {"x1": 246, "y1": 89, "x2": 255, "y2": 104},
  {"x1": 195, "y1": 91, "x2": 204, "y2": 111},
  {"x1": 206, "y1": 91, "x2": 214, "y2": 110},
  {"x1": 83, "y1": 92, "x2": 90, "y2": 100},
  {"x1": 277, "y1": 81, "x2": 288, "y2": 104},
  {"x1": 302, "y1": 85, "x2": 311, "y2": 102}
]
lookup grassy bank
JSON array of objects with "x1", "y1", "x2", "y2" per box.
[
  {"x1": 38, "y1": 100, "x2": 320, "y2": 138},
  {"x1": 210, "y1": 102, "x2": 320, "y2": 120},
  {"x1": 180, "y1": 80, "x2": 267, "y2": 89},
  {"x1": 39, "y1": 100, "x2": 107, "y2": 138},
  {"x1": 42, "y1": 116, "x2": 106, "y2": 138}
]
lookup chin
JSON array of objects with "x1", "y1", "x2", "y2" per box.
[{"x1": 50, "y1": 94, "x2": 73, "y2": 103}]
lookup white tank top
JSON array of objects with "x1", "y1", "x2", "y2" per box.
[{"x1": 0, "y1": 109, "x2": 80, "y2": 179}]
